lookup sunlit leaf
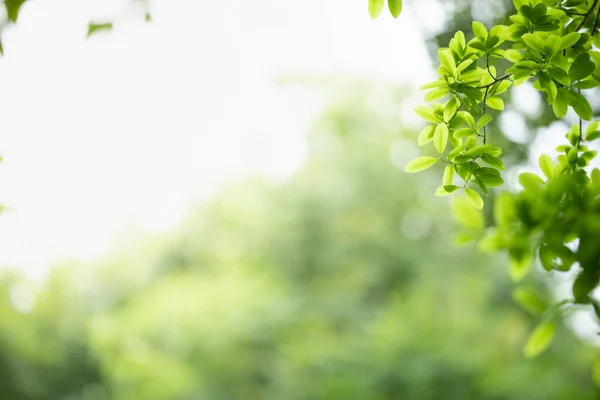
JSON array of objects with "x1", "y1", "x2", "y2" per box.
[
  {"x1": 524, "y1": 322, "x2": 556, "y2": 358},
  {"x1": 88, "y1": 22, "x2": 114, "y2": 37},
  {"x1": 465, "y1": 188, "x2": 484, "y2": 209},
  {"x1": 368, "y1": 0, "x2": 385, "y2": 19},
  {"x1": 405, "y1": 156, "x2": 438, "y2": 173},
  {"x1": 388, "y1": 0, "x2": 402, "y2": 18}
]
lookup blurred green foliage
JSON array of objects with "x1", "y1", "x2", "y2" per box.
[{"x1": 1, "y1": 85, "x2": 599, "y2": 399}]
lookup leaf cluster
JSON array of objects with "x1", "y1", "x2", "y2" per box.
[{"x1": 404, "y1": 0, "x2": 600, "y2": 362}]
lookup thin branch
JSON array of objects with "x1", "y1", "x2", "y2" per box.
[
  {"x1": 575, "y1": 0, "x2": 599, "y2": 31},
  {"x1": 477, "y1": 74, "x2": 511, "y2": 89},
  {"x1": 593, "y1": 4, "x2": 600, "y2": 35},
  {"x1": 482, "y1": 86, "x2": 489, "y2": 144}
]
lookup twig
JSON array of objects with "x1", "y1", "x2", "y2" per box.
[
  {"x1": 477, "y1": 74, "x2": 511, "y2": 89},
  {"x1": 593, "y1": 3, "x2": 600, "y2": 35},
  {"x1": 482, "y1": 86, "x2": 489, "y2": 144},
  {"x1": 575, "y1": 0, "x2": 599, "y2": 31}
]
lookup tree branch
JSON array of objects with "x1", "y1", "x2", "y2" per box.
[
  {"x1": 575, "y1": 0, "x2": 599, "y2": 31},
  {"x1": 477, "y1": 74, "x2": 511, "y2": 90}
]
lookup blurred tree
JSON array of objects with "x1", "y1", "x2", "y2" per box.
[{"x1": 1, "y1": 83, "x2": 598, "y2": 399}]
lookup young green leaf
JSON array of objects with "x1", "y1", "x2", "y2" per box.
[
  {"x1": 586, "y1": 121, "x2": 599, "y2": 135},
  {"x1": 552, "y1": 89, "x2": 568, "y2": 118},
  {"x1": 5, "y1": 0, "x2": 25, "y2": 22},
  {"x1": 444, "y1": 98, "x2": 460, "y2": 122},
  {"x1": 569, "y1": 53, "x2": 595, "y2": 82},
  {"x1": 486, "y1": 97, "x2": 504, "y2": 110},
  {"x1": 560, "y1": 32, "x2": 581, "y2": 50},
  {"x1": 414, "y1": 105, "x2": 439, "y2": 123},
  {"x1": 417, "y1": 125, "x2": 436, "y2": 146},
  {"x1": 512, "y1": 287, "x2": 546, "y2": 315},
  {"x1": 434, "y1": 123, "x2": 449, "y2": 153},
  {"x1": 519, "y1": 172, "x2": 545, "y2": 192},
  {"x1": 522, "y1": 33, "x2": 545, "y2": 53},
  {"x1": 438, "y1": 49, "x2": 456, "y2": 75},
  {"x1": 480, "y1": 154, "x2": 505, "y2": 170},
  {"x1": 368, "y1": 0, "x2": 385, "y2": 19},
  {"x1": 586, "y1": 131, "x2": 600, "y2": 141},
  {"x1": 435, "y1": 185, "x2": 459, "y2": 196},
  {"x1": 524, "y1": 322, "x2": 556, "y2": 358},
  {"x1": 443, "y1": 164, "x2": 455, "y2": 186},
  {"x1": 472, "y1": 21, "x2": 488, "y2": 39},
  {"x1": 547, "y1": 66, "x2": 571, "y2": 86},
  {"x1": 465, "y1": 188, "x2": 484, "y2": 209},
  {"x1": 405, "y1": 156, "x2": 438, "y2": 173},
  {"x1": 476, "y1": 114, "x2": 492, "y2": 130},
  {"x1": 388, "y1": 0, "x2": 402, "y2": 18},
  {"x1": 87, "y1": 22, "x2": 113, "y2": 37},
  {"x1": 538, "y1": 154, "x2": 554, "y2": 179},
  {"x1": 452, "y1": 196, "x2": 484, "y2": 230},
  {"x1": 571, "y1": 91, "x2": 593, "y2": 120}
]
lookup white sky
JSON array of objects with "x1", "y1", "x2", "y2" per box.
[{"x1": 0, "y1": 0, "x2": 432, "y2": 278}]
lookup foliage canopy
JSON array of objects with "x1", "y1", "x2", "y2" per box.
[{"x1": 381, "y1": 0, "x2": 600, "y2": 360}]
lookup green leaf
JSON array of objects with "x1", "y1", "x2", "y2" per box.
[
  {"x1": 453, "y1": 128, "x2": 473, "y2": 139},
  {"x1": 455, "y1": 59, "x2": 473, "y2": 75},
  {"x1": 87, "y1": 22, "x2": 114, "y2": 37},
  {"x1": 444, "y1": 98, "x2": 460, "y2": 122},
  {"x1": 417, "y1": 125, "x2": 436, "y2": 146},
  {"x1": 388, "y1": 0, "x2": 402, "y2": 18},
  {"x1": 571, "y1": 91, "x2": 593, "y2": 120},
  {"x1": 552, "y1": 89, "x2": 568, "y2": 118},
  {"x1": 547, "y1": 66, "x2": 571, "y2": 86},
  {"x1": 544, "y1": 35, "x2": 561, "y2": 58},
  {"x1": 480, "y1": 154, "x2": 505, "y2": 170},
  {"x1": 452, "y1": 196, "x2": 484, "y2": 230},
  {"x1": 522, "y1": 33, "x2": 545, "y2": 53},
  {"x1": 414, "y1": 105, "x2": 439, "y2": 123},
  {"x1": 586, "y1": 121, "x2": 599, "y2": 135},
  {"x1": 424, "y1": 87, "x2": 449, "y2": 101},
  {"x1": 512, "y1": 287, "x2": 547, "y2": 315},
  {"x1": 569, "y1": 53, "x2": 595, "y2": 82},
  {"x1": 519, "y1": 172, "x2": 545, "y2": 192},
  {"x1": 476, "y1": 173, "x2": 504, "y2": 187},
  {"x1": 494, "y1": 192, "x2": 516, "y2": 226},
  {"x1": 5, "y1": 0, "x2": 25, "y2": 23},
  {"x1": 464, "y1": 144, "x2": 501, "y2": 158},
  {"x1": 486, "y1": 97, "x2": 504, "y2": 110},
  {"x1": 573, "y1": 270, "x2": 598, "y2": 304},
  {"x1": 586, "y1": 130, "x2": 600, "y2": 141},
  {"x1": 539, "y1": 243, "x2": 574, "y2": 272},
  {"x1": 465, "y1": 188, "x2": 484, "y2": 209},
  {"x1": 509, "y1": 251, "x2": 531, "y2": 281},
  {"x1": 592, "y1": 357, "x2": 600, "y2": 387},
  {"x1": 524, "y1": 322, "x2": 556, "y2": 358},
  {"x1": 368, "y1": 0, "x2": 385, "y2": 19},
  {"x1": 435, "y1": 185, "x2": 460, "y2": 196},
  {"x1": 560, "y1": 32, "x2": 581, "y2": 50},
  {"x1": 472, "y1": 21, "x2": 488, "y2": 39},
  {"x1": 538, "y1": 154, "x2": 554, "y2": 179},
  {"x1": 145, "y1": 13, "x2": 153, "y2": 22},
  {"x1": 476, "y1": 114, "x2": 492, "y2": 130},
  {"x1": 420, "y1": 80, "x2": 446, "y2": 90},
  {"x1": 438, "y1": 49, "x2": 456, "y2": 75},
  {"x1": 433, "y1": 123, "x2": 449, "y2": 153},
  {"x1": 443, "y1": 164, "x2": 454, "y2": 186},
  {"x1": 405, "y1": 156, "x2": 438, "y2": 173},
  {"x1": 504, "y1": 49, "x2": 523, "y2": 62}
]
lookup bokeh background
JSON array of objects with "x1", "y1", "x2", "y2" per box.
[{"x1": 1, "y1": 0, "x2": 600, "y2": 399}]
